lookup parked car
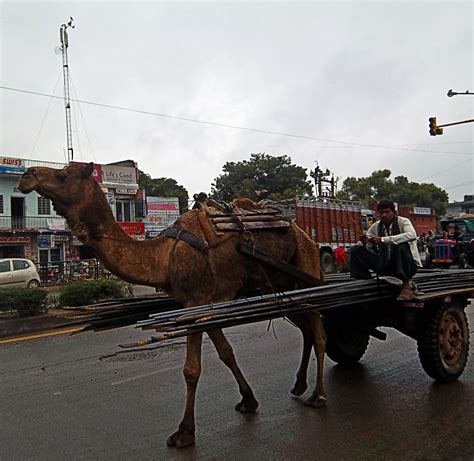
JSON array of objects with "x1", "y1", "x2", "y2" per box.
[{"x1": 0, "y1": 258, "x2": 41, "y2": 288}]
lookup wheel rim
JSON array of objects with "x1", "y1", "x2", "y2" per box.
[{"x1": 439, "y1": 313, "x2": 464, "y2": 366}]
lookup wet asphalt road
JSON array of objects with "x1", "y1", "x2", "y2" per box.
[{"x1": 0, "y1": 308, "x2": 473, "y2": 461}]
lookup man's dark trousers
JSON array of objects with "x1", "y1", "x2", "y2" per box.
[{"x1": 350, "y1": 242, "x2": 417, "y2": 281}]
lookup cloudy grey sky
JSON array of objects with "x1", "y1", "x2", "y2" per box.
[{"x1": 1, "y1": 1, "x2": 473, "y2": 202}]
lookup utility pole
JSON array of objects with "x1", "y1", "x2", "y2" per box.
[
  {"x1": 59, "y1": 17, "x2": 75, "y2": 163},
  {"x1": 310, "y1": 165, "x2": 335, "y2": 197}
]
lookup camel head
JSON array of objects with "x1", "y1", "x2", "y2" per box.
[{"x1": 19, "y1": 162, "x2": 96, "y2": 216}]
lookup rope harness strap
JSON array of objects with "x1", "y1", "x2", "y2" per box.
[{"x1": 162, "y1": 227, "x2": 209, "y2": 252}]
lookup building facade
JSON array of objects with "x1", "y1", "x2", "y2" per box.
[
  {"x1": 0, "y1": 156, "x2": 146, "y2": 264},
  {"x1": 446, "y1": 195, "x2": 474, "y2": 217}
]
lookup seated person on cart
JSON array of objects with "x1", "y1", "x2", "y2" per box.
[{"x1": 350, "y1": 200, "x2": 422, "y2": 301}]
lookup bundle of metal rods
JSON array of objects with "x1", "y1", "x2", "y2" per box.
[
  {"x1": 61, "y1": 294, "x2": 180, "y2": 332},
  {"x1": 119, "y1": 270, "x2": 474, "y2": 348}
]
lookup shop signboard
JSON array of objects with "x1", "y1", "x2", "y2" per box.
[
  {"x1": 118, "y1": 222, "x2": 145, "y2": 240},
  {"x1": 0, "y1": 236, "x2": 30, "y2": 243},
  {"x1": 102, "y1": 165, "x2": 137, "y2": 185},
  {"x1": 38, "y1": 235, "x2": 55, "y2": 248},
  {"x1": 145, "y1": 197, "x2": 180, "y2": 235},
  {"x1": 413, "y1": 207, "x2": 432, "y2": 215},
  {"x1": 0, "y1": 157, "x2": 26, "y2": 175},
  {"x1": 71, "y1": 235, "x2": 83, "y2": 246},
  {"x1": 115, "y1": 187, "x2": 138, "y2": 195},
  {"x1": 47, "y1": 218, "x2": 66, "y2": 231}
]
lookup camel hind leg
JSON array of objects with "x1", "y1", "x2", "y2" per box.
[{"x1": 288, "y1": 315, "x2": 313, "y2": 396}]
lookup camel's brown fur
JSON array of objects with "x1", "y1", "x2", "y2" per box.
[{"x1": 19, "y1": 162, "x2": 327, "y2": 448}]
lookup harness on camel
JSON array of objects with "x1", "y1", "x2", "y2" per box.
[{"x1": 163, "y1": 192, "x2": 324, "y2": 287}]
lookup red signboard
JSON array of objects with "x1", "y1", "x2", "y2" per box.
[
  {"x1": 0, "y1": 236, "x2": 30, "y2": 243},
  {"x1": 118, "y1": 222, "x2": 145, "y2": 240}
]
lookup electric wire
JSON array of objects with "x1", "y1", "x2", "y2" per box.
[
  {"x1": 29, "y1": 71, "x2": 62, "y2": 159},
  {"x1": 418, "y1": 158, "x2": 473, "y2": 181},
  {"x1": 69, "y1": 75, "x2": 97, "y2": 162},
  {"x1": 1, "y1": 84, "x2": 473, "y2": 157}
]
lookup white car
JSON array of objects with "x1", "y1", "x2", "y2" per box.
[{"x1": 0, "y1": 258, "x2": 41, "y2": 288}]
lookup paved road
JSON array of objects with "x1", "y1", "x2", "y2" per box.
[{"x1": 1, "y1": 308, "x2": 473, "y2": 461}]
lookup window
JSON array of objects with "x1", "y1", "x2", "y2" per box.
[
  {"x1": 0, "y1": 195, "x2": 3, "y2": 213},
  {"x1": 38, "y1": 196, "x2": 51, "y2": 215},
  {"x1": 13, "y1": 260, "x2": 29, "y2": 270},
  {"x1": 115, "y1": 200, "x2": 133, "y2": 222},
  {"x1": 0, "y1": 260, "x2": 11, "y2": 273}
]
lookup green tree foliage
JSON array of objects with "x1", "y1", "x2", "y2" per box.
[
  {"x1": 211, "y1": 153, "x2": 313, "y2": 201},
  {"x1": 138, "y1": 171, "x2": 189, "y2": 212},
  {"x1": 337, "y1": 169, "x2": 449, "y2": 215}
]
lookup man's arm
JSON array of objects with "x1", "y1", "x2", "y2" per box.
[{"x1": 381, "y1": 217, "x2": 417, "y2": 245}]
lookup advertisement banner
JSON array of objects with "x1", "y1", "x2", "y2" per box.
[
  {"x1": 118, "y1": 222, "x2": 145, "y2": 240},
  {"x1": 145, "y1": 197, "x2": 180, "y2": 234},
  {"x1": 0, "y1": 157, "x2": 26, "y2": 175}
]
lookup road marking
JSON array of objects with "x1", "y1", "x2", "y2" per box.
[
  {"x1": 111, "y1": 363, "x2": 183, "y2": 386},
  {"x1": 0, "y1": 326, "x2": 84, "y2": 345}
]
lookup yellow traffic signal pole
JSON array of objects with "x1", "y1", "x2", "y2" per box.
[{"x1": 429, "y1": 117, "x2": 474, "y2": 136}]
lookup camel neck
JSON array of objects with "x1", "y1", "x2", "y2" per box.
[{"x1": 62, "y1": 183, "x2": 172, "y2": 288}]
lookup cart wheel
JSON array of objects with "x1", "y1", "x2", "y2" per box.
[
  {"x1": 324, "y1": 320, "x2": 370, "y2": 365},
  {"x1": 417, "y1": 303, "x2": 470, "y2": 382}
]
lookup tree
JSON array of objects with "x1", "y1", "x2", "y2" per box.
[
  {"x1": 138, "y1": 171, "x2": 189, "y2": 212},
  {"x1": 211, "y1": 153, "x2": 313, "y2": 201},
  {"x1": 337, "y1": 170, "x2": 449, "y2": 215}
]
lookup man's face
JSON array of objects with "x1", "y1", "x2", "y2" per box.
[{"x1": 378, "y1": 207, "x2": 394, "y2": 225}]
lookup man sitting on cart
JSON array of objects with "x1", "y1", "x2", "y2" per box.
[{"x1": 350, "y1": 200, "x2": 422, "y2": 301}]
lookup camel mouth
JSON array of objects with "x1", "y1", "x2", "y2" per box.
[{"x1": 18, "y1": 177, "x2": 38, "y2": 194}]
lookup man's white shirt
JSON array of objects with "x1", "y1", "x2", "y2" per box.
[{"x1": 367, "y1": 216, "x2": 422, "y2": 267}]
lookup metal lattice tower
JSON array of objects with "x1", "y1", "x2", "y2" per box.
[{"x1": 59, "y1": 18, "x2": 75, "y2": 162}]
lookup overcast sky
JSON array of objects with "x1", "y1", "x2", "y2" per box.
[{"x1": 1, "y1": 1, "x2": 473, "y2": 202}]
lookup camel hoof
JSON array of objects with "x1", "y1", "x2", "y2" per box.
[
  {"x1": 235, "y1": 394, "x2": 259, "y2": 413},
  {"x1": 166, "y1": 428, "x2": 195, "y2": 448},
  {"x1": 304, "y1": 395, "x2": 327, "y2": 409},
  {"x1": 290, "y1": 380, "x2": 308, "y2": 396}
]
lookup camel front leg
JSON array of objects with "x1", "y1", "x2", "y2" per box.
[
  {"x1": 288, "y1": 314, "x2": 314, "y2": 396},
  {"x1": 304, "y1": 313, "x2": 328, "y2": 408},
  {"x1": 207, "y1": 329, "x2": 259, "y2": 413},
  {"x1": 167, "y1": 333, "x2": 203, "y2": 448}
]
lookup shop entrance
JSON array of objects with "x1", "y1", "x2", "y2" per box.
[{"x1": 39, "y1": 244, "x2": 63, "y2": 264}]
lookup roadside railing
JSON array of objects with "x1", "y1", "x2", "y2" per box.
[{"x1": 36, "y1": 259, "x2": 116, "y2": 284}]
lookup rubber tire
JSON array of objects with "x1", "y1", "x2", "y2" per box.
[
  {"x1": 320, "y1": 252, "x2": 334, "y2": 274},
  {"x1": 27, "y1": 280, "x2": 40, "y2": 288},
  {"x1": 417, "y1": 304, "x2": 470, "y2": 382},
  {"x1": 324, "y1": 320, "x2": 370, "y2": 365}
]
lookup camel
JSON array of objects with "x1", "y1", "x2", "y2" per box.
[{"x1": 19, "y1": 162, "x2": 327, "y2": 448}]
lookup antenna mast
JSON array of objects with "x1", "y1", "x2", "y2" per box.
[{"x1": 59, "y1": 17, "x2": 75, "y2": 163}]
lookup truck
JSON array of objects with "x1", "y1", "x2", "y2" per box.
[{"x1": 292, "y1": 197, "x2": 374, "y2": 272}]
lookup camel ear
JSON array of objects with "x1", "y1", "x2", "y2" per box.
[{"x1": 81, "y1": 162, "x2": 94, "y2": 179}]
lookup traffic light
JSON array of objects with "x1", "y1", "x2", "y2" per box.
[{"x1": 429, "y1": 117, "x2": 443, "y2": 136}]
